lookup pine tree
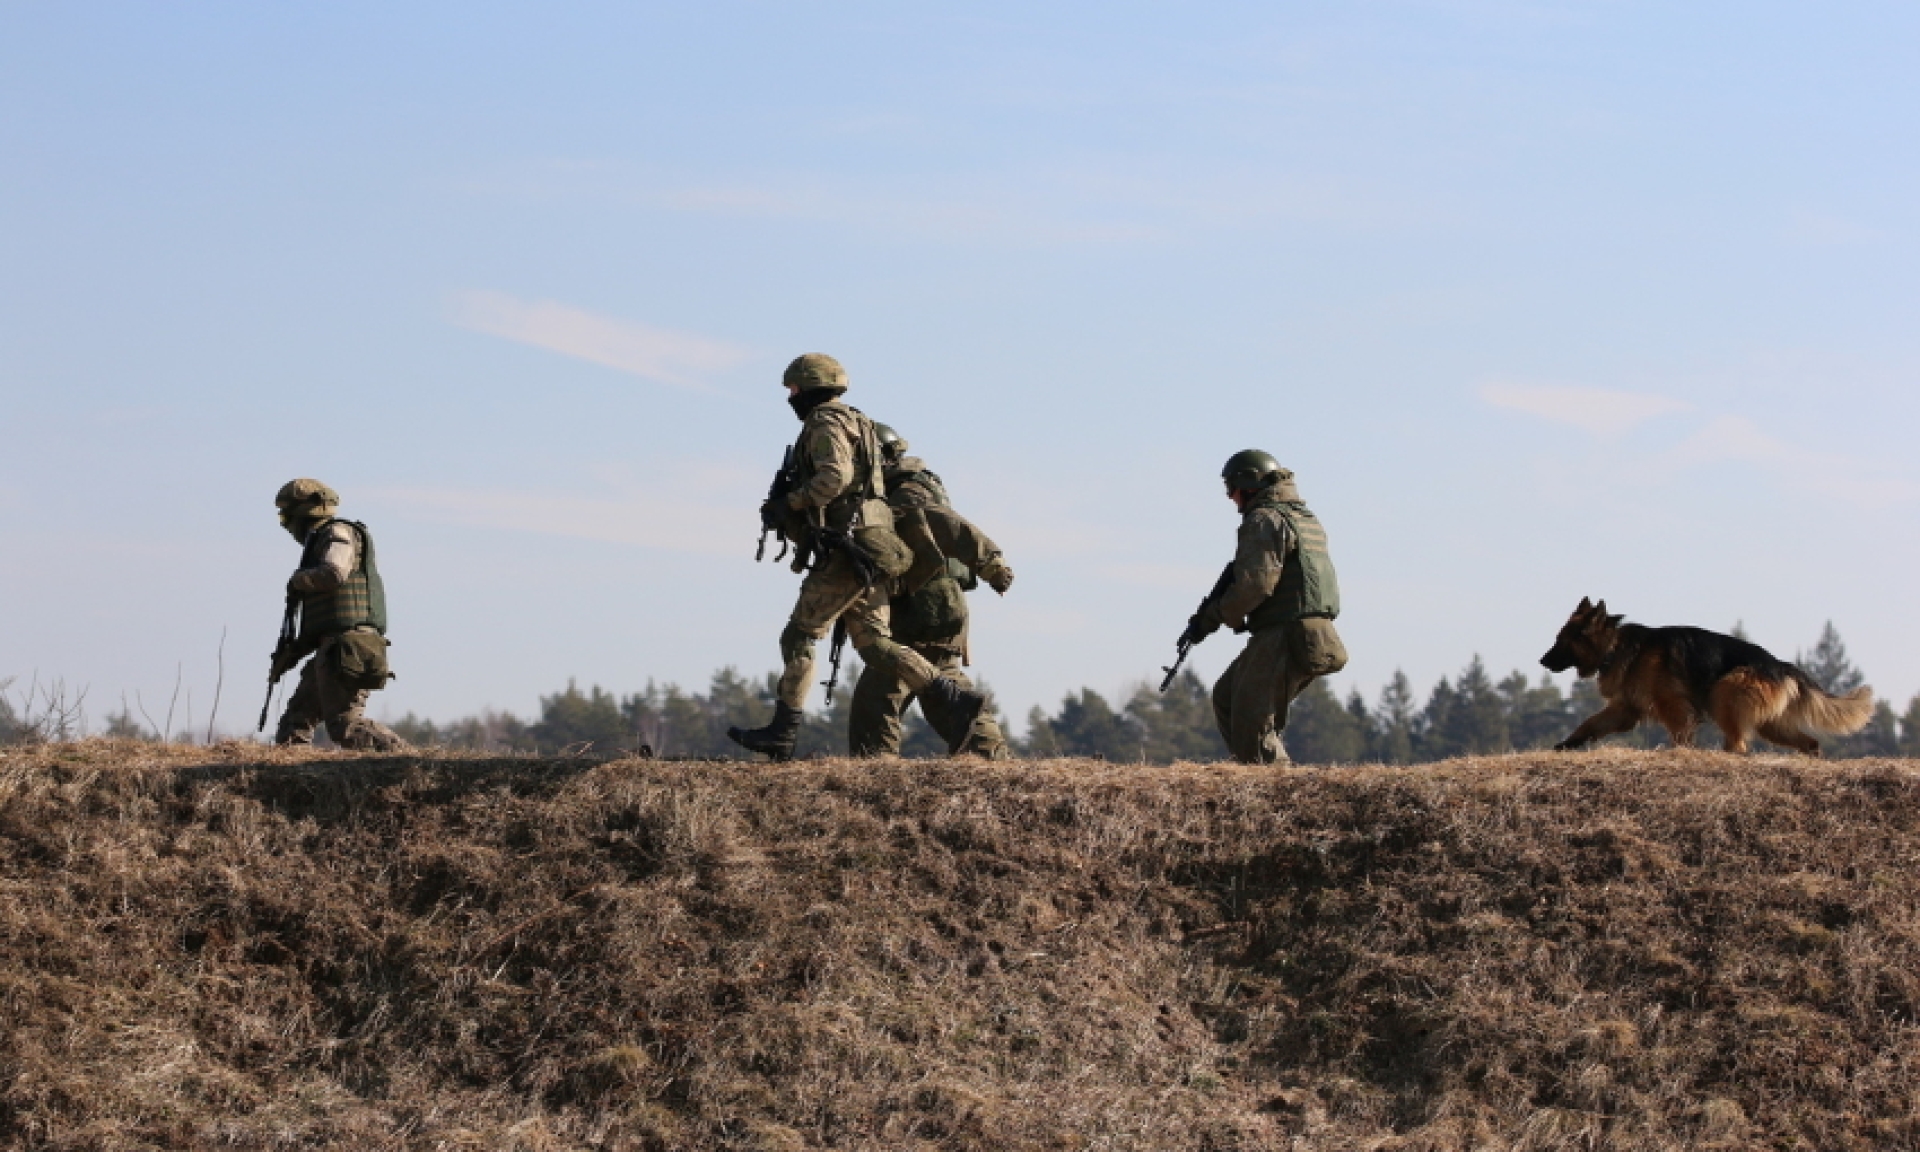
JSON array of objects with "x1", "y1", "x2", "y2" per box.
[
  {"x1": 1499, "y1": 671, "x2": 1570, "y2": 751},
  {"x1": 1422, "y1": 657, "x2": 1509, "y2": 759},
  {"x1": 1345, "y1": 690, "x2": 1379, "y2": 763},
  {"x1": 1798, "y1": 622, "x2": 1865, "y2": 694},
  {"x1": 1794, "y1": 623, "x2": 1886, "y2": 758},
  {"x1": 1035, "y1": 689, "x2": 1141, "y2": 760},
  {"x1": 530, "y1": 680, "x2": 631, "y2": 753},
  {"x1": 1124, "y1": 671, "x2": 1227, "y2": 763},
  {"x1": 1284, "y1": 679, "x2": 1367, "y2": 764},
  {"x1": 1373, "y1": 671, "x2": 1416, "y2": 764},
  {"x1": 1850, "y1": 701, "x2": 1900, "y2": 758},
  {"x1": 1901, "y1": 695, "x2": 1920, "y2": 757}
]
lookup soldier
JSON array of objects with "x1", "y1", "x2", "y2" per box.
[
  {"x1": 269, "y1": 479, "x2": 409, "y2": 751},
  {"x1": 847, "y1": 424, "x2": 1014, "y2": 758},
  {"x1": 728, "y1": 355, "x2": 989, "y2": 761},
  {"x1": 1183, "y1": 451, "x2": 1347, "y2": 764}
]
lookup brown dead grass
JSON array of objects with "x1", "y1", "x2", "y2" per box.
[{"x1": 4, "y1": 742, "x2": 1920, "y2": 1150}]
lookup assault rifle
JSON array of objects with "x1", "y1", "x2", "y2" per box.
[
  {"x1": 756, "y1": 445, "x2": 799, "y2": 563},
  {"x1": 820, "y1": 618, "x2": 849, "y2": 705},
  {"x1": 257, "y1": 593, "x2": 300, "y2": 732},
  {"x1": 1159, "y1": 562, "x2": 1237, "y2": 692}
]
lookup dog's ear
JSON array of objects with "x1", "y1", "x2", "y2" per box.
[
  {"x1": 1577, "y1": 595, "x2": 1593, "y2": 612},
  {"x1": 1594, "y1": 599, "x2": 1607, "y2": 616}
]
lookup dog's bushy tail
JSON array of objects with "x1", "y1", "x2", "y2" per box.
[{"x1": 1782, "y1": 674, "x2": 1876, "y2": 735}]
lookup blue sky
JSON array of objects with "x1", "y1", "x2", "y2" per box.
[{"x1": 4, "y1": 2, "x2": 1917, "y2": 735}]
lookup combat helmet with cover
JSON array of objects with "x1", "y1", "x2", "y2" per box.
[
  {"x1": 276, "y1": 478, "x2": 340, "y2": 538},
  {"x1": 1221, "y1": 449, "x2": 1286, "y2": 494},
  {"x1": 782, "y1": 353, "x2": 849, "y2": 394},
  {"x1": 874, "y1": 422, "x2": 908, "y2": 463}
]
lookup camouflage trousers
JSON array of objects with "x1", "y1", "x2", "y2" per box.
[
  {"x1": 848, "y1": 647, "x2": 1009, "y2": 758},
  {"x1": 778, "y1": 549, "x2": 939, "y2": 711},
  {"x1": 275, "y1": 634, "x2": 409, "y2": 752},
  {"x1": 1211, "y1": 623, "x2": 1317, "y2": 765}
]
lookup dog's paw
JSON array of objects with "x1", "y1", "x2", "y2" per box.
[{"x1": 1551, "y1": 741, "x2": 1573, "y2": 752}]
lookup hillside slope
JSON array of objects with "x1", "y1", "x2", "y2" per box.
[{"x1": 3, "y1": 743, "x2": 1919, "y2": 1151}]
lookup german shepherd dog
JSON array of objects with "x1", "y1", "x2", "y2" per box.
[{"x1": 1540, "y1": 597, "x2": 1873, "y2": 755}]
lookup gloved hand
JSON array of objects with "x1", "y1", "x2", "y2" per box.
[
  {"x1": 1180, "y1": 611, "x2": 1220, "y2": 648},
  {"x1": 268, "y1": 640, "x2": 302, "y2": 680},
  {"x1": 979, "y1": 556, "x2": 1014, "y2": 595}
]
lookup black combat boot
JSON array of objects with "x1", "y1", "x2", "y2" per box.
[
  {"x1": 728, "y1": 702, "x2": 804, "y2": 762},
  {"x1": 919, "y1": 676, "x2": 988, "y2": 755}
]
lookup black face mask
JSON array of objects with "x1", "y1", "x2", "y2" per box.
[
  {"x1": 788, "y1": 388, "x2": 839, "y2": 420},
  {"x1": 279, "y1": 508, "x2": 324, "y2": 542}
]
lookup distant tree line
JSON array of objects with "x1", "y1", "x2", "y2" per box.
[
  {"x1": 376, "y1": 621, "x2": 1920, "y2": 762},
  {"x1": 13, "y1": 622, "x2": 1917, "y2": 761}
]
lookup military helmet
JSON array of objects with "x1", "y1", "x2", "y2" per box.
[
  {"x1": 782, "y1": 352, "x2": 848, "y2": 394},
  {"x1": 874, "y1": 422, "x2": 908, "y2": 462},
  {"x1": 275, "y1": 478, "x2": 339, "y2": 511},
  {"x1": 1220, "y1": 449, "x2": 1286, "y2": 493}
]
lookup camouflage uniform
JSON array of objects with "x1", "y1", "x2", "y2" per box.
[
  {"x1": 848, "y1": 456, "x2": 1014, "y2": 758},
  {"x1": 731, "y1": 355, "x2": 988, "y2": 760},
  {"x1": 1193, "y1": 472, "x2": 1346, "y2": 765},
  {"x1": 271, "y1": 481, "x2": 408, "y2": 751},
  {"x1": 771, "y1": 400, "x2": 935, "y2": 711}
]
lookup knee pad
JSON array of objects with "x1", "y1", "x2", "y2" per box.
[{"x1": 780, "y1": 622, "x2": 818, "y2": 665}]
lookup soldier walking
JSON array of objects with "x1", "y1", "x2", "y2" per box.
[
  {"x1": 848, "y1": 424, "x2": 1014, "y2": 758},
  {"x1": 1181, "y1": 451, "x2": 1347, "y2": 764},
  {"x1": 729, "y1": 355, "x2": 989, "y2": 761},
  {"x1": 269, "y1": 479, "x2": 409, "y2": 751}
]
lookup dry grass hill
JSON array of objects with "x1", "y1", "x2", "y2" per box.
[{"x1": 4, "y1": 742, "x2": 1919, "y2": 1151}]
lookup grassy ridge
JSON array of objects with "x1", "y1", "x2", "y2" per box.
[{"x1": 3, "y1": 743, "x2": 1919, "y2": 1150}]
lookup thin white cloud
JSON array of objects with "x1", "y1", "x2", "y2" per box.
[
  {"x1": 1659, "y1": 414, "x2": 1790, "y2": 468},
  {"x1": 449, "y1": 290, "x2": 748, "y2": 390},
  {"x1": 1658, "y1": 415, "x2": 1920, "y2": 508},
  {"x1": 1478, "y1": 380, "x2": 1691, "y2": 437}
]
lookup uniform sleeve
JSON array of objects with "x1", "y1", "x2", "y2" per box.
[
  {"x1": 789, "y1": 417, "x2": 857, "y2": 509},
  {"x1": 288, "y1": 523, "x2": 358, "y2": 593},
  {"x1": 1212, "y1": 511, "x2": 1290, "y2": 630},
  {"x1": 920, "y1": 505, "x2": 1002, "y2": 572}
]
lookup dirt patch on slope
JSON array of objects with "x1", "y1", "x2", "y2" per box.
[{"x1": 3, "y1": 743, "x2": 1919, "y2": 1150}]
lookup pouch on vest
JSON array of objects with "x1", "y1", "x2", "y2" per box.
[
  {"x1": 846, "y1": 497, "x2": 911, "y2": 580},
  {"x1": 897, "y1": 576, "x2": 968, "y2": 645},
  {"x1": 332, "y1": 629, "x2": 395, "y2": 690},
  {"x1": 1289, "y1": 617, "x2": 1349, "y2": 676}
]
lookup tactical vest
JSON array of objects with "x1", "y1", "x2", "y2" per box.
[
  {"x1": 1246, "y1": 502, "x2": 1340, "y2": 631},
  {"x1": 892, "y1": 558, "x2": 973, "y2": 649},
  {"x1": 297, "y1": 519, "x2": 388, "y2": 642},
  {"x1": 792, "y1": 402, "x2": 889, "y2": 531}
]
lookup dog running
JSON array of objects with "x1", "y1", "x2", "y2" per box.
[{"x1": 1540, "y1": 597, "x2": 1873, "y2": 755}]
